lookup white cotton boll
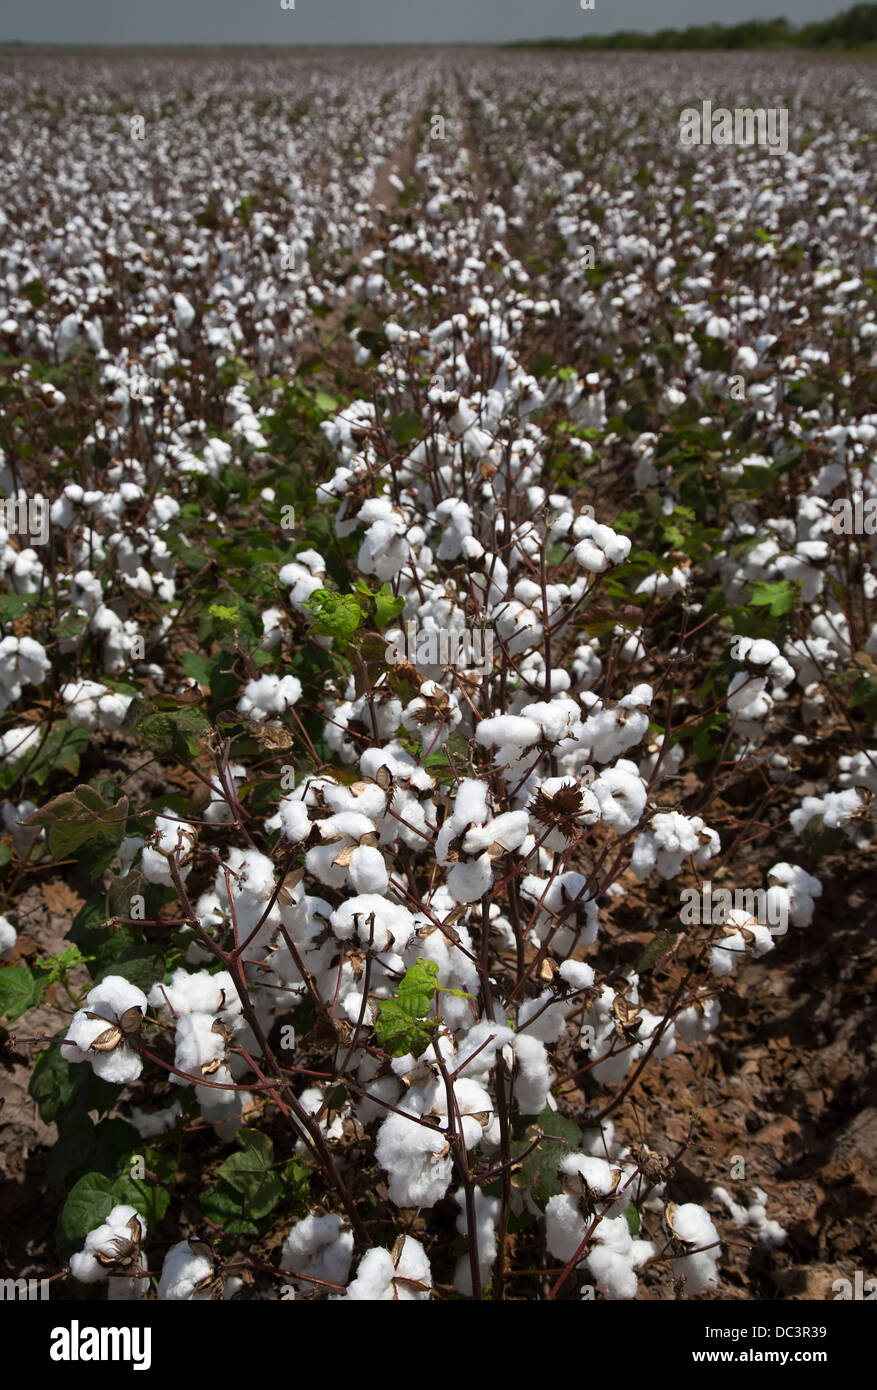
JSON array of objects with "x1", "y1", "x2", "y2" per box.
[
  {"x1": 546, "y1": 1193, "x2": 587, "y2": 1262},
  {"x1": 475, "y1": 715, "x2": 540, "y2": 750},
  {"x1": 61, "y1": 976, "x2": 147, "y2": 1083},
  {"x1": 329, "y1": 895, "x2": 416, "y2": 953},
  {"x1": 586, "y1": 1246, "x2": 638, "y2": 1300},
  {"x1": 342, "y1": 1236, "x2": 431, "y2": 1300},
  {"x1": 518, "y1": 990, "x2": 568, "y2": 1044},
  {"x1": 591, "y1": 761, "x2": 647, "y2": 832},
  {"x1": 511, "y1": 1032, "x2": 553, "y2": 1114},
  {"x1": 559, "y1": 960, "x2": 595, "y2": 991},
  {"x1": 668, "y1": 1203, "x2": 720, "y2": 1294},
  {"x1": 348, "y1": 844, "x2": 389, "y2": 895},
  {"x1": 277, "y1": 797, "x2": 312, "y2": 843},
  {"x1": 559, "y1": 1153, "x2": 616, "y2": 1197},
  {"x1": 447, "y1": 854, "x2": 494, "y2": 904},
  {"x1": 709, "y1": 912, "x2": 774, "y2": 977},
  {"x1": 173, "y1": 292, "x2": 196, "y2": 330},
  {"x1": 157, "y1": 1240, "x2": 215, "y2": 1300},
  {"x1": 171, "y1": 1012, "x2": 226, "y2": 1084},
  {"x1": 70, "y1": 1205, "x2": 147, "y2": 1294},
  {"x1": 233, "y1": 848, "x2": 276, "y2": 901},
  {"x1": 148, "y1": 968, "x2": 240, "y2": 1023},
  {"x1": 129, "y1": 1099, "x2": 183, "y2": 1138},
  {"x1": 675, "y1": 996, "x2": 721, "y2": 1043},
  {"x1": 236, "y1": 673, "x2": 302, "y2": 720},
  {"x1": 463, "y1": 810, "x2": 530, "y2": 854},
  {"x1": 0, "y1": 914, "x2": 17, "y2": 959},
  {"x1": 767, "y1": 862, "x2": 822, "y2": 926},
  {"x1": 453, "y1": 1187, "x2": 499, "y2": 1295},
  {"x1": 0, "y1": 726, "x2": 40, "y2": 765},
  {"x1": 375, "y1": 1108, "x2": 454, "y2": 1208},
  {"x1": 281, "y1": 1213, "x2": 354, "y2": 1289}
]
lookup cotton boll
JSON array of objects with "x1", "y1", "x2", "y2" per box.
[
  {"x1": 148, "y1": 968, "x2": 241, "y2": 1025},
  {"x1": 511, "y1": 1032, "x2": 553, "y2": 1114},
  {"x1": 61, "y1": 976, "x2": 148, "y2": 1084},
  {"x1": 281, "y1": 1213, "x2": 354, "y2": 1290},
  {"x1": 0, "y1": 914, "x2": 17, "y2": 959},
  {"x1": 70, "y1": 1205, "x2": 147, "y2": 1298},
  {"x1": 157, "y1": 1239, "x2": 216, "y2": 1300},
  {"x1": 591, "y1": 761, "x2": 648, "y2": 832},
  {"x1": 518, "y1": 989, "x2": 568, "y2": 1044},
  {"x1": 348, "y1": 844, "x2": 389, "y2": 894},
  {"x1": 233, "y1": 848, "x2": 276, "y2": 901},
  {"x1": 545, "y1": 1193, "x2": 587, "y2": 1262},
  {"x1": 668, "y1": 1203, "x2": 721, "y2": 1294},
  {"x1": 453, "y1": 1187, "x2": 499, "y2": 1295},
  {"x1": 375, "y1": 1106, "x2": 454, "y2": 1208},
  {"x1": 447, "y1": 854, "x2": 493, "y2": 903},
  {"x1": 675, "y1": 996, "x2": 721, "y2": 1043},
  {"x1": 329, "y1": 894, "x2": 416, "y2": 953},
  {"x1": 342, "y1": 1236, "x2": 431, "y2": 1300}
]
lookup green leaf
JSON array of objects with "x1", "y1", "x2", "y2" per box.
[
  {"x1": 217, "y1": 1130, "x2": 283, "y2": 1221},
  {"x1": 373, "y1": 582, "x2": 404, "y2": 628},
  {"x1": 624, "y1": 1203, "x2": 641, "y2": 1236},
  {"x1": 389, "y1": 409, "x2": 422, "y2": 449},
  {"x1": 112, "y1": 1173, "x2": 170, "y2": 1230},
  {"x1": 748, "y1": 580, "x2": 796, "y2": 617},
  {"x1": 636, "y1": 929, "x2": 678, "y2": 973},
  {"x1": 199, "y1": 1182, "x2": 261, "y2": 1237},
  {"x1": 140, "y1": 706, "x2": 210, "y2": 762},
  {"x1": 61, "y1": 1172, "x2": 116, "y2": 1243},
  {"x1": 511, "y1": 1106, "x2": 582, "y2": 1206},
  {"x1": 26, "y1": 786, "x2": 129, "y2": 861},
  {"x1": 283, "y1": 1157, "x2": 311, "y2": 1217},
  {"x1": 29, "y1": 1036, "x2": 78, "y2": 1123},
  {"x1": 306, "y1": 589, "x2": 364, "y2": 652},
  {"x1": 396, "y1": 958, "x2": 440, "y2": 1018},
  {"x1": 0, "y1": 965, "x2": 42, "y2": 1022},
  {"x1": 374, "y1": 999, "x2": 435, "y2": 1058}
]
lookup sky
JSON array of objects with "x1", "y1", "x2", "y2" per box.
[{"x1": 0, "y1": 0, "x2": 851, "y2": 47}]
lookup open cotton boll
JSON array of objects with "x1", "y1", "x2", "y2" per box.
[
  {"x1": 462, "y1": 810, "x2": 530, "y2": 854},
  {"x1": 281, "y1": 1213, "x2": 354, "y2": 1290},
  {"x1": 236, "y1": 672, "x2": 302, "y2": 721},
  {"x1": 518, "y1": 989, "x2": 569, "y2": 1044},
  {"x1": 712, "y1": 1185, "x2": 787, "y2": 1248},
  {"x1": 70, "y1": 1205, "x2": 147, "y2": 1299},
  {"x1": 157, "y1": 1240, "x2": 216, "y2": 1301},
  {"x1": 341, "y1": 1236, "x2": 432, "y2": 1300},
  {"x1": 546, "y1": 1192, "x2": 588, "y2": 1262},
  {"x1": 667, "y1": 1203, "x2": 721, "y2": 1294},
  {"x1": 475, "y1": 714, "x2": 540, "y2": 751},
  {"x1": 231, "y1": 848, "x2": 276, "y2": 901},
  {"x1": 330, "y1": 894, "x2": 416, "y2": 953},
  {"x1": 375, "y1": 1107, "x2": 454, "y2": 1208},
  {"x1": 675, "y1": 995, "x2": 721, "y2": 1043},
  {"x1": 559, "y1": 1153, "x2": 617, "y2": 1199},
  {"x1": 766, "y1": 862, "x2": 822, "y2": 926},
  {"x1": 129, "y1": 1099, "x2": 183, "y2": 1138},
  {"x1": 61, "y1": 976, "x2": 148, "y2": 1084},
  {"x1": 170, "y1": 1011, "x2": 228, "y2": 1085},
  {"x1": 591, "y1": 761, "x2": 648, "y2": 832},
  {"x1": 453, "y1": 1187, "x2": 499, "y2": 1296},
  {"x1": 148, "y1": 968, "x2": 241, "y2": 1024},
  {"x1": 447, "y1": 854, "x2": 494, "y2": 904},
  {"x1": 709, "y1": 911, "x2": 775, "y2": 977},
  {"x1": 510, "y1": 1032, "x2": 553, "y2": 1113},
  {"x1": 348, "y1": 844, "x2": 389, "y2": 894},
  {"x1": 520, "y1": 871, "x2": 599, "y2": 954},
  {"x1": 559, "y1": 960, "x2": 595, "y2": 991},
  {"x1": 0, "y1": 913, "x2": 17, "y2": 959},
  {"x1": 584, "y1": 1214, "x2": 656, "y2": 1301}
]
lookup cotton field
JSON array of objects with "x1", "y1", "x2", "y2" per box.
[{"x1": 0, "y1": 45, "x2": 875, "y2": 1307}]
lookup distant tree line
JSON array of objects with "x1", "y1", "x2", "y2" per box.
[{"x1": 511, "y1": 4, "x2": 877, "y2": 50}]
